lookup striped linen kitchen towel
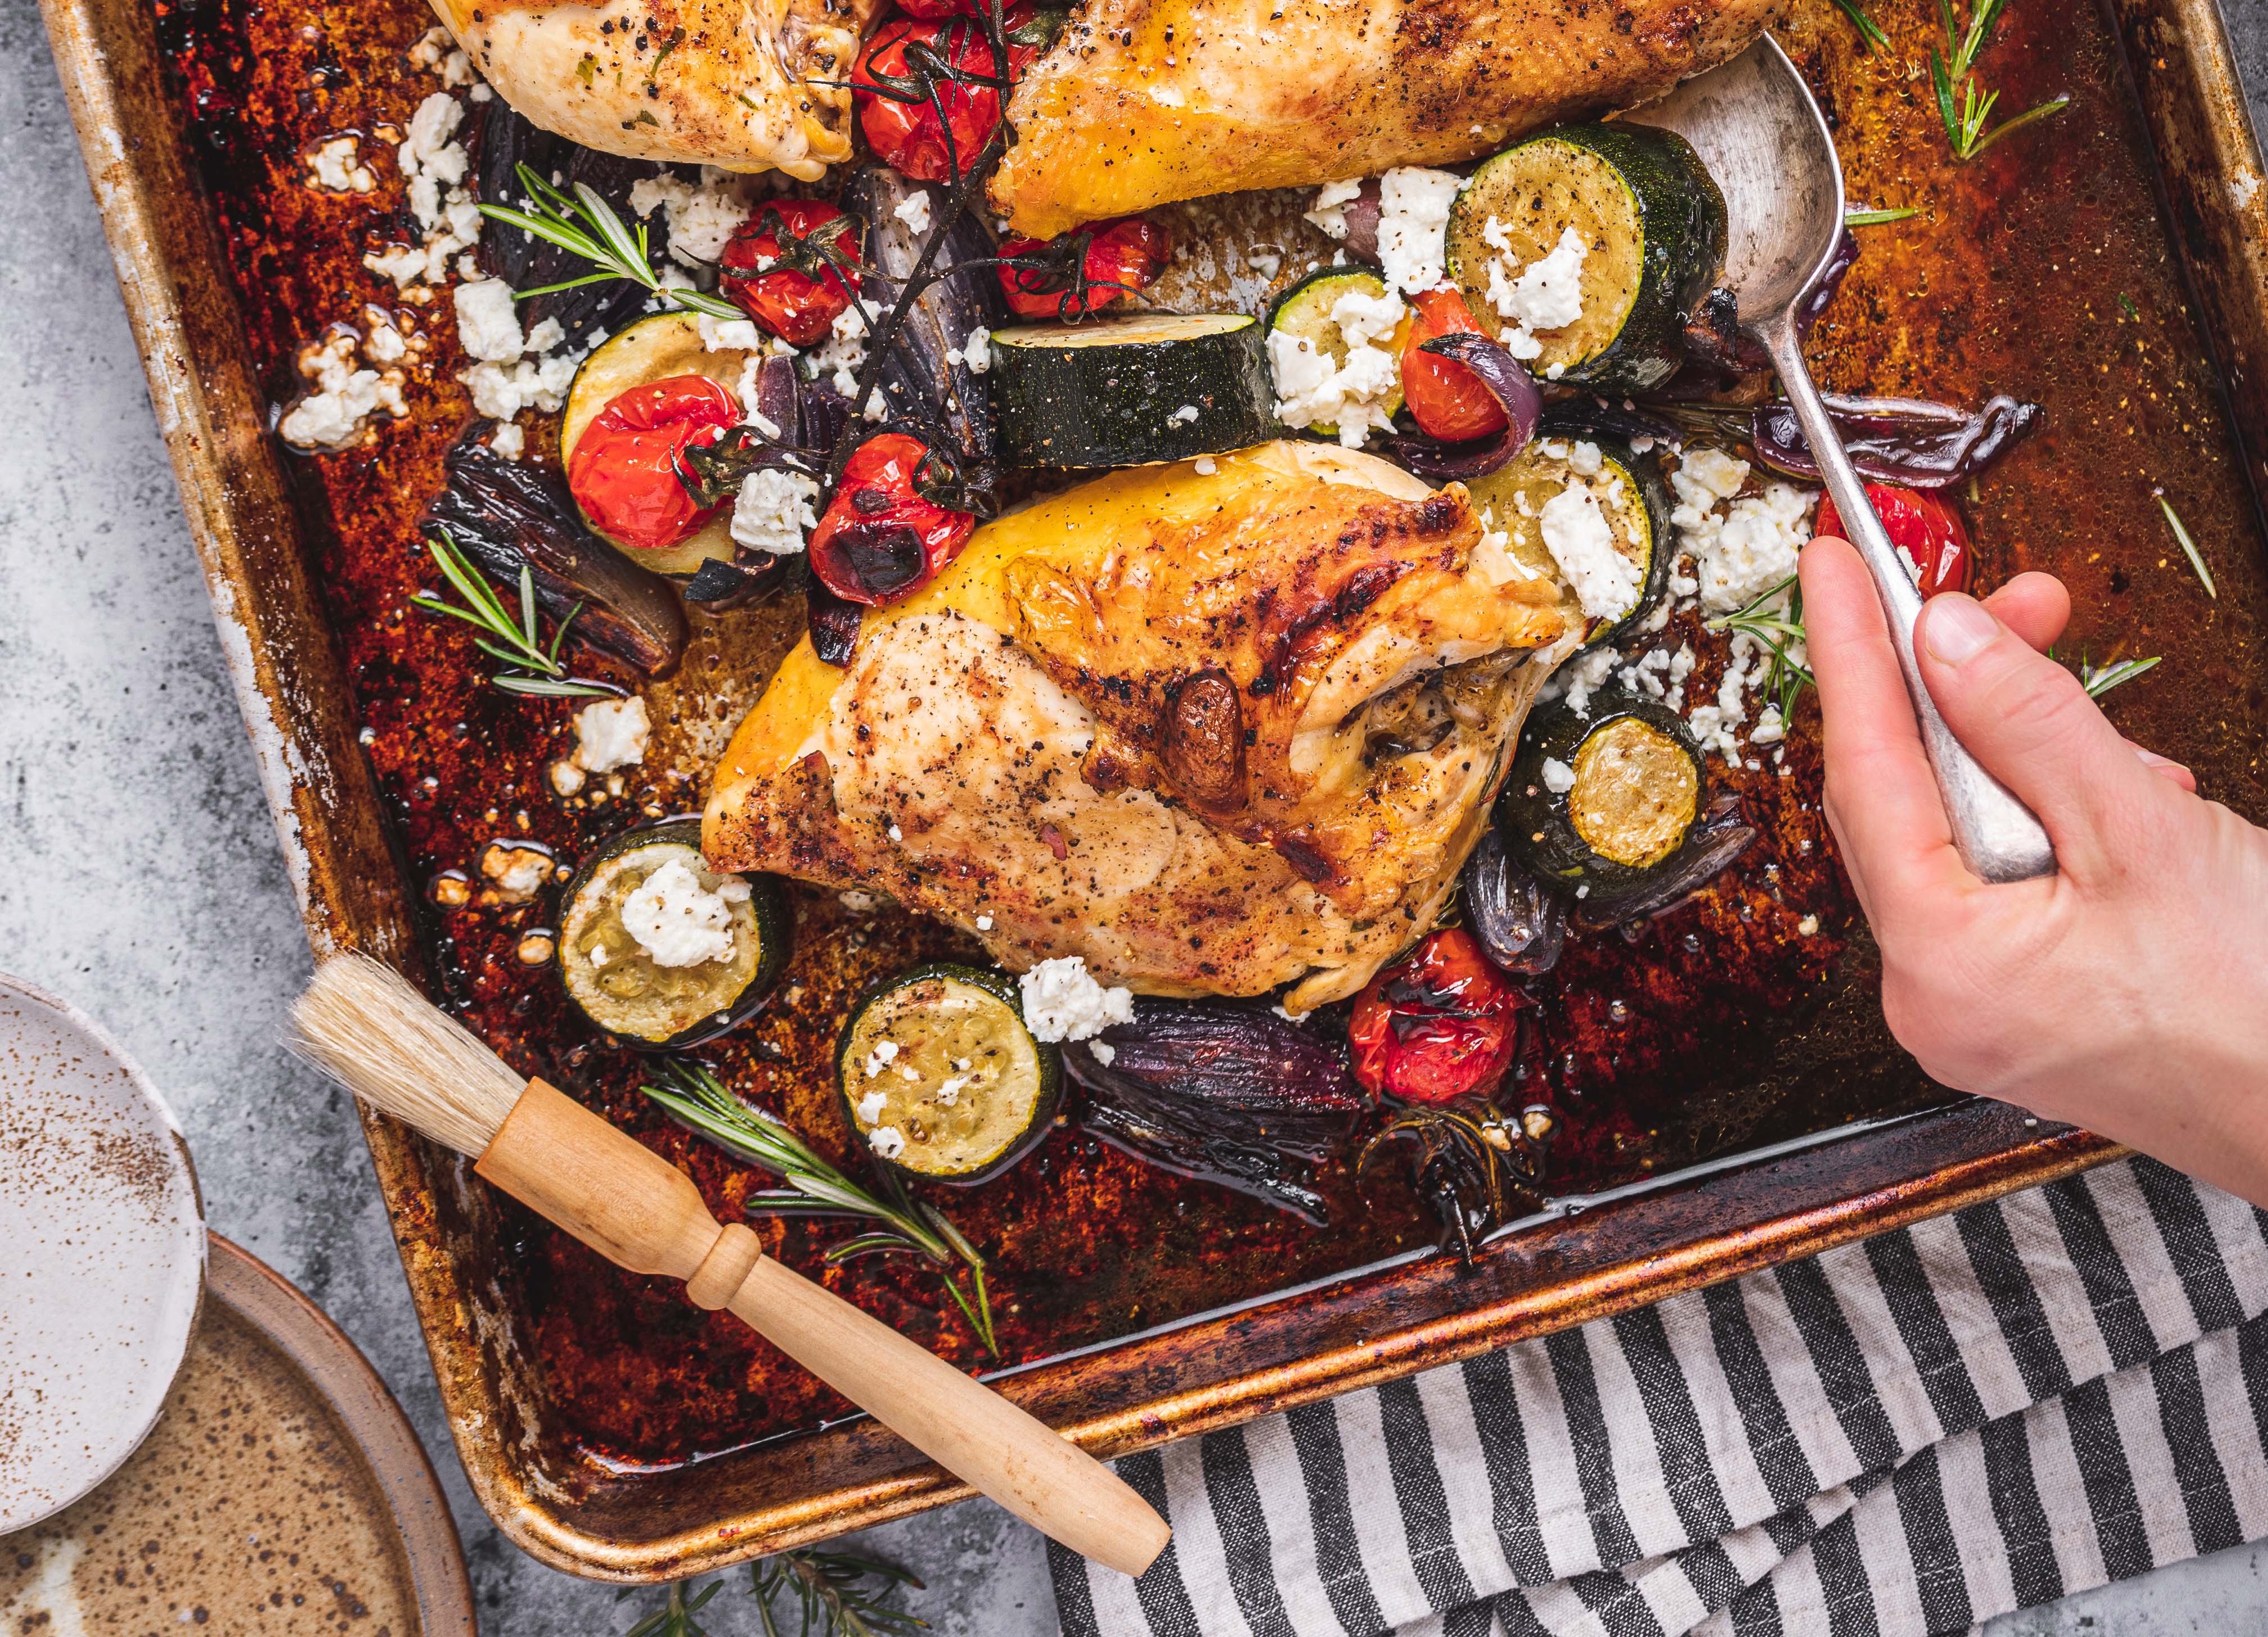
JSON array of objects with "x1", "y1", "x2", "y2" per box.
[{"x1": 1051, "y1": 1155, "x2": 2268, "y2": 1636}]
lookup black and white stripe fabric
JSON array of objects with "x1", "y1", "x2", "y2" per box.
[{"x1": 1051, "y1": 1157, "x2": 2268, "y2": 1636}]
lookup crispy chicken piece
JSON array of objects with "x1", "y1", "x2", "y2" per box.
[
  {"x1": 704, "y1": 442, "x2": 1578, "y2": 1009},
  {"x1": 429, "y1": 0, "x2": 870, "y2": 179},
  {"x1": 990, "y1": 0, "x2": 1782, "y2": 236}
]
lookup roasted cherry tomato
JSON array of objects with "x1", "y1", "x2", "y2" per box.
[
  {"x1": 567, "y1": 376, "x2": 740, "y2": 553},
  {"x1": 852, "y1": 12, "x2": 1036, "y2": 183},
  {"x1": 892, "y1": 0, "x2": 981, "y2": 15},
  {"x1": 1348, "y1": 928, "x2": 1527, "y2": 1106},
  {"x1": 1399, "y1": 288, "x2": 1508, "y2": 443},
  {"x1": 997, "y1": 216, "x2": 1172, "y2": 320},
  {"x1": 1815, "y1": 482, "x2": 1972, "y2": 597},
  {"x1": 807, "y1": 433, "x2": 977, "y2": 606},
  {"x1": 720, "y1": 201, "x2": 862, "y2": 346}
]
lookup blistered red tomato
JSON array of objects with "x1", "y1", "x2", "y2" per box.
[
  {"x1": 1348, "y1": 928, "x2": 1527, "y2": 1106},
  {"x1": 852, "y1": 12, "x2": 1036, "y2": 183},
  {"x1": 1399, "y1": 288, "x2": 1507, "y2": 443},
  {"x1": 720, "y1": 201, "x2": 862, "y2": 346},
  {"x1": 567, "y1": 376, "x2": 739, "y2": 553},
  {"x1": 1815, "y1": 482, "x2": 1972, "y2": 597},
  {"x1": 806, "y1": 433, "x2": 976, "y2": 606},
  {"x1": 997, "y1": 216, "x2": 1172, "y2": 320}
]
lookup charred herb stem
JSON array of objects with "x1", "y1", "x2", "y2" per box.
[{"x1": 410, "y1": 528, "x2": 614, "y2": 697}]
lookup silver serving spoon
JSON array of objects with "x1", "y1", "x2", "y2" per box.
[{"x1": 1627, "y1": 35, "x2": 2056, "y2": 882}]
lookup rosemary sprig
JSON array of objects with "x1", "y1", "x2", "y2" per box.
[
  {"x1": 477, "y1": 162, "x2": 743, "y2": 322},
  {"x1": 2157, "y1": 493, "x2": 2216, "y2": 598},
  {"x1": 410, "y1": 529, "x2": 614, "y2": 698},
  {"x1": 1708, "y1": 574, "x2": 1814, "y2": 725},
  {"x1": 1830, "y1": 0, "x2": 1888, "y2": 53},
  {"x1": 620, "y1": 1579, "x2": 726, "y2": 1637},
  {"x1": 1845, "y1": 206, "x2": 1919, "y2": 226},
  {"x1": 620, "y1": 1553, "x2": 927, "y2": 1637},
  {"x1": 641, "y1": 1062, "x2": 999, "y2": 1354},
  {"x1": 1930, "y1": 0, "x2": 2069, "y2": 160},
  {"x1": 2079, "y1": 654, "x2": 2162, "y2": 699}
]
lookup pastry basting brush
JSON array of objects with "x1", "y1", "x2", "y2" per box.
[{"x1": 288, "y1": 953, "x2": 1171, "y2": 1577}]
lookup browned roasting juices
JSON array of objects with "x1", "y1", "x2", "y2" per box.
[{"x1": 146, "y1": 0, "x2": 2267, "y2": 1479}]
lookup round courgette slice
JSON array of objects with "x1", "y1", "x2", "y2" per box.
[
  {"x1": 556, "y1": 819, "x2": 790, "y2": 1048},
  {"x1": 1263, "y1": 267, "x2": 1410, "y2": 442},
  {"x1": 561, "y1": 312, "x2": 764, "y2": 575},
  {"x1": 990, "y1": 312, "x2": 1276, "y2": 468},
  {"x1": 835, "y1": 963, "x2": 1060, "y2": 1185},
  {"x1": 1498, "y1": 692, "x2": 1705, "y2": 905},
  {"x1": 1446, "y1": 124, "x2": 1726, "y2": 392},
  {"x1": 1462, "y1": 419, "x2": 1671, "y2": 649}
]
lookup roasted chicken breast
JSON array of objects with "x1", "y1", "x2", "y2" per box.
[
  {"x1": 429, "y1": 0, "x2": 869, "y2": 179},
  {"x1": 704, "y1": 442, "x2": 1579, "y2": 1009},
  {"x1": 990, "y1": 0, "x2": 1782, "y2": 236}
]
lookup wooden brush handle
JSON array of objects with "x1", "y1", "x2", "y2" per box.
[{"x1": 475, "y1": 1081, "x2": 1171, "y2": 1578}]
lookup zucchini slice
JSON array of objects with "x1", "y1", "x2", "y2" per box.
[
  {"x1": 561, "y1": 312, "x2": 763, "y2": 574},
  {"x1": 556, "y1": 819, "x2": 790, "y2": 1048},
  {"x1": 1499, "y1": 692, "x2": 1706, "y2": 906},
  {"x1": 1262, "y1": 267, "x2": 1409, "y2": 442},
  {"x1": 1461, "y1": 420, "x2": 1670, "y2": 648},
  {"x1": 836, "y1": 964, "x2": 1061, "y2": 1185},
  {"x1": 1446, "y1": 124, "x2": 1726, "y2": 392},
  {"x1": 990, "y1": 313, "x2": 1275, "y2": 468}
]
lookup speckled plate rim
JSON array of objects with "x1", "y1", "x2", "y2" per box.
[
  {"x1": 0, "y1": 972, "x2": 206, "y2": 1536},
  {"x1": 205, "y1": 1235, "x2": 478, "y2": 1636}
]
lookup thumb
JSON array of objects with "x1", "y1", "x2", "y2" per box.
[{"x1": 1913, "y1": 591, "x2": 2180, "y2": 875}]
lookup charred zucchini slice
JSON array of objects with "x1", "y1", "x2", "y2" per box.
[
  {"x1": 990, "y1": 313, "x2": 1275, "y2": 468},
  {"x1": 561, "y1": 313, "x2": 761, "y2": 574},
  {"x1": 1262, "y1": 267, "x2": 1409, "y2": 442},
  {"x1": 1462, "y1": 421, "x2": 1670, "y2": 648},
  {"x1": 1446, "y1": 124, "x2": 1726, "y2": 391},
  {"x1": 557, "y1": 819, "x2": 790, "y2": 1047},
  {"x1": 1499, "y1": 692, "x2": 1705, "y2": 905},
  {"x1": 836, "y1": 964, "x2": 1060, "y2": 1185}
]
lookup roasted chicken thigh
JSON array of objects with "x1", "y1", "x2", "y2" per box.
[
  {"x1": 704, "y1": 442, "x2": 1580, "y2": 1009},
  {"x1": 990, "y1": 0, "x2": 1783, "y2": 235}
]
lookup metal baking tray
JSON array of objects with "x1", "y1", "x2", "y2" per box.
[{"x1": 42, "y1": 0, "x2": 2268, "y2": 1578}]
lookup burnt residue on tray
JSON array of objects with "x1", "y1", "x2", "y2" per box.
[{"x1": 146, "y1": 0, "x2": 2268, "y2": 1464}]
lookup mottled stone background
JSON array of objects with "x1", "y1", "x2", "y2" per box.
[{"x1": 3, "y1": 1, "x2": 2265, "y2": 1630}]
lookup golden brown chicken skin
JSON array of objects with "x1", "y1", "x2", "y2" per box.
[
  {"x1": 704, "y1": 442, "x2": 1578, "y2": 1009},
  {"x1": 990, "y1": 0, "x2": 1782, "y2": 235}
]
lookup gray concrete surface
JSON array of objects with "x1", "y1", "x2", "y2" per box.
[{"x1": 4, "y1": 0, "x2": 2267, "y2": 1631}]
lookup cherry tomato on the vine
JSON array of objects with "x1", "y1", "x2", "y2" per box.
[
  {"x1": 997, "y1": 215, "x2": 1172, "y2": 320},
  {"x1": 1815, "y1": 482, "x2": 1972, "y2": 597},
  {"x1": 1399, "y1": 287, "x2": 1508, "y2": 443},
  {"x1": 566, "y1": 376, "x2": 740, "y2": 554},
  {"x1": 1347, "y1": 928, "x2": 1528, "y2": 1106},
  {"x1": 806, "y1": 433, "x2": 977, "y2": 606},
  {"x1": 720, "y1": 201, "x2": 862, "y2": 346},
  {"x1": 851, "y1": 11, "x2": 1037, "y2": 183}
]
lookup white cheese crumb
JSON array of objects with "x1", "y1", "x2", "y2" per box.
[
  {"x1": 868, "y1": 1125, "x2": 908, "y2": 1160},
  {"x1": 1169, "y1": 404, "x2": 1200, "y2": 424},
  {"x1": 307, "y1": 136, "x2": 376, "y2": 194},
  {"x1": 1304, "y1": 176, "x2": 1364, "y2": 240},
  {"x1": 729, "y1": 467, "x2": 821, "y2": 555},
  {"x1": 855, "y1": 1089, "x2": 889, "y2": 1124},
  {"x1": 1019, "y1": 956, "x2": 1135, "y2": 1044},
  {"x1": 453, "y1": 278, "x2": 525, "y2": 362},
  {"x1": 838, "y1": 890, "x2": 881, "y2": 913},
  {"x1": 629, "y1": 168, "x2": 760, "y2": 266},
  {"x1": 1798, "y1": 914, "x2": 1820, "y2": 936},
  {"x1": 960, "y1": 327, "x2": 991, "y2": 374},
  {"x1": 573, "y1": 696, "x2": 651, "y2": 773},
  {"x1": 864, "y1": 1040, "x2": 901, "y2": 1078},
  {"x1": 887, "y1": 824, "x2": 904, "y2": 842},
  {"x1": 619, "y1": 858, "x2": 749, "y2": 968},
  {"x1": 892, "y1": 192, "x2": 933, "y2": 234},
  {"x1": 935, "y1": 1074, "x2": 970, "y2": 1105},
  {"x1": 1376, "y1": 167, "x2": 1463, "y2": 296},
  {"x1": 811, "y1": 296, "x2": 878, "y2": 396},
  {"x1": 1193, "y1": 457, "x2": 1218, "y2": 475},
  {"x1": 1540, "y1": 482, "x2": 1639, "y2": 622},
  {"x1": 1482, "y1": 222, "x2": 1587, "y2": 361},
  {"x1": 1089, "y1": 1041, "x2": 1118, "y2": 1067},
  {"x1": 975, "y1": 914, "x2": 994, "y2": 931},
  {"x1": 1268, "y1": 284, "x2": 1406, "y2": 448},
  {"x1": 278, "y1": 329, "x2": 407, "y2": 451},
  {"x1": 699, "y1": 312, "x2": 765, "y2": 352},
  {"x1": 1541, "y1": 757, "x2": 1577, "y2": 795},
  {"x1": 488, "y1": 422, "x2": 525, "y2": 460}
]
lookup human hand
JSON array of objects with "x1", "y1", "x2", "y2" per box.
[{"x1": 1799, "y1": 535, "x2": 2268, "y2": 1203}]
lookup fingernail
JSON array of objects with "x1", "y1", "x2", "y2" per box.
[
  {"x1": 1922, "y1": 595, "x2": 1997, "y2": 665},
  {"x1": 2135, "y1": 747, "x2": 2182, "y2": 771}
]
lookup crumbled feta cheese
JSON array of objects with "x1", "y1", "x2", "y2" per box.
[
  {"x1": 1555, "y1": 645, "x2": 1620, "y2": 715},
  {"x1": 810, "y1": 297, "x2": 877, "y2": 396},
  {"x1": 1481, "y1": 223, "x2": 1587, "y2": 360},
  {"x1": 409, "y1": 26, "x2": 475, "y2": 87},
  {"x1": 460, "y1": 343, "x2": 579, "y2": 420},
  {"x1": 1089, "y1": 1041, "x2": 1117, "y2": 1067},
  {"x1": 868, "y1": 1125, "x2": 907, "y2": 1160},
  {"x1": 729, "y1": 468, "x2": 821, "y2": 555},
  {"x1": 1168, "y1": 404, "x2": 1200, "y2": 424},
  {"x1": 935, "y1": 1074, "x2": 970, "y2": 1104},
  {"x1": 453, "y1": 278, "x2": 525, "y2": 362},
  {"x1": 1540, "y1": 482, "x2": 1639, "y2": 623},
  {"x1": 307, "y1": 135, "x2": 376, "y2": 194},
  {"x1": 1750, "y1": 706, "x2": 1786, "y2": 746},
  {"x1": 959, "y1": 327, "x2": 992, "y2": 375},
  {"x1": 855, "y1": 1089, "x2": 888, "y2": 1124},
  {"x1": 573, "y1": 696, "x2": 651, "y2": 773},
  {"x1": 1268, "y1": 285, "x2": 1407, "y2": 447},
  {"x1": 480, "y1": 842, "x2": 551, "y2": 897},
  {"x1": 488, "y1": 422, "x2": 525, "y2": 460},
  {"x1": 892, "y1": 191, "x2": 933, "y2": 234},
  {"x1": 1304, "y1": 177, "x2": 1365, "y2": 240},
  {"x1": 699, "y1": 312, "x2": 765, "y2": 352},
  {"x1": 1798, "y1": 914, "x2": 1820, "y2": 936},
  {"x1": 1019, "y1": 956, "x2": 1135, "y2": 1043},
  {"x1": 863, "y1": 1040, "x2": 901, "y2": 1078},
  {"x1": 629, "y1": 168, "x2": 759, "y2": 266},
  {"x1": 974, "y1": 914, "x2": 994, "y2": 931},
  {"x1": 619, "y1": 858, "x2": 749, "y2": 967},
  {"x1": 1193, "y1": 456, "x2": 1218, "y2": 475},
  {"x1": 1677, "y1": 469, "x2": 1815, "y2": 614},
  {"x1": 1249, "y1": 250, "x2": 1282, "y2": 279},
  {"x1": 1375, "y1": 167, "x2": 1462, "y2": 296},
  {"x1": 278, "y1": 330, "x2": 407, "y2": 451},
  {"x1": 1541, "y1": 757, "x2": 1577, "y2": 795}
]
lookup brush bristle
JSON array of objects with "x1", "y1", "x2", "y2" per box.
[{"x1": 288, "y1": 953, "x2": 527, "y2": 1157}]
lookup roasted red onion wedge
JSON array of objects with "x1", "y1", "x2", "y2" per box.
[
  {"x1": 1750, "y1": 392, "x2": 2042, "y2": 490},
  {"x1": 1573, "y1": 801, "x2": 1758, "y2": 926},
  {"x1": 1385, "y1": 332, "x2": 1541, "y2": 479},
  {"x1": 1461, "y1": 829, "x2": 1568, "y2": 976}
]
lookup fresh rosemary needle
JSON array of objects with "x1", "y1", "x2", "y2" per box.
[
  {"x1": 409, "y1": 529, "x2": 614, "y2": 699},
  {"x1": 1830, "y1": 0, "x2": 1889, "y2": 53},
  {"x1": 1930, "y1": 0, "x2": 2069, "y2": 161},
  {"x1": 2157, "y1": 494, "x2": 2216, "y2": 599},
  {"x1": 478, "y1": 162, "x2": 744, "y2": 323},
  {"x1": 2079, "y1": 654, "x2": 2162, "y2": 699},
  {"x1": 1845, "y1": 206, "x2": 1920, "y2": 226},
  {"x1": 1707, "y1": 574, "x2": 1815, "y2": 726}
]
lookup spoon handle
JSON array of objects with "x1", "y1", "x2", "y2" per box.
[{"x1": 1764, "y1": 325, "x2": 2057, "y2": 883}]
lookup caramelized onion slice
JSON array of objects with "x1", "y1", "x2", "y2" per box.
[
  {"x1": 1573, "y1": 803, "x2": 1757, "y2": 926},
  {"x1": 1462, "y1": 829, "x2": 1567, "y2": 976},
  {"x1": 1750, "y1": 392, "x2": 2042, "y2": 490}
]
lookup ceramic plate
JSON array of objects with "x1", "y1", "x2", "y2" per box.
[{"x1": 0, "y1": 975, "x2": 205, "y2": 1532}]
